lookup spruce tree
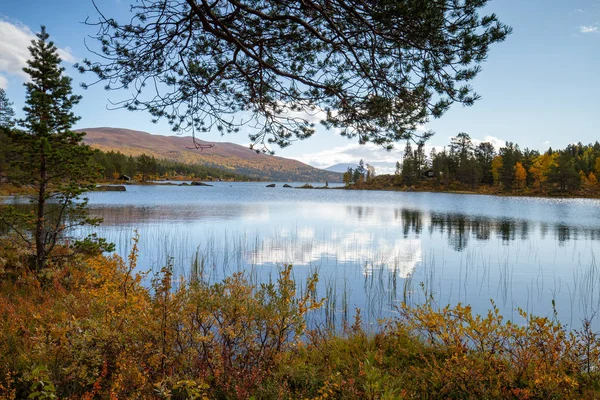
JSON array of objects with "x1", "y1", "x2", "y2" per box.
[
  {"x1": 0, "y1": 88, "x2": 15, "y2": 129},
  {"x1": 3, "y1": 26, "x2": 100, "y2": 270}
]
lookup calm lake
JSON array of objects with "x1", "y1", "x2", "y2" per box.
[{"x1": 81, "y1": 182, "x2": 600, "y2": 329}]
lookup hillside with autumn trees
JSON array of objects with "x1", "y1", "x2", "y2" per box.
[
  {"x1": 80, "y1": 127, "x2": 342, "y2": 183},
  {"x1": 346, "y1": 133, "x2": 600, "y2": 197},
  {"x1": 91, "y1": 149, "x2": 252, "y2": 182}
]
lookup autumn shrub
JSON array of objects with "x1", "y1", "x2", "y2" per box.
[
  {"x1": 395, "y1": 300, "x2": 600, "y2": 399},
  {"x1": 0, "y1": 236, "x2": 323, "y2": 399},
  {"x1": 270, "y1": 301, "x2": 600, "y2": 400},
  {"x1": 5, "y1": 235, "x2": 600, "y2": 399},
  {"x1": 0, "y1": 238, "x2": 155, "y2": 398},
  {"x1": 270, "y1": 312, "x2": 424, "y2": 399}
]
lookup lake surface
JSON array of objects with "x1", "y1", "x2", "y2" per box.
[{"x1": 80, "y1": 182, "x2": 600, "y2": 329}]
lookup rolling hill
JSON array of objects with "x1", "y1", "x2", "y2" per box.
[{"x1": 79, "y1": 127, "x2": 342, "y2": 182}]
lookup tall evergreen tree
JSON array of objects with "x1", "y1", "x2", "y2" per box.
[
  {"x1": 547, "y1": 151, "x2": 580, "y2": 192},
  {"x1": 0, "y1": 88, "x2": 15, "y2": 129},
  {"x1": 499, "y1": 142, "x2": 522, "y2": 190},
  {"x1": 2, "y1": 27, "x2": 100, "y2": 270},
  {"x1": 401, "y1": 142, "x2": 419, "y2": 186},
  {"x1": 475, "y1": 142, "x2": 496, "y2": 185}
]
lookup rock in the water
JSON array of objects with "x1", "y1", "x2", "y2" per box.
[
  {"x1": 283, "y1": 184, "x2": 292, "y2": 188},
  {"x1": 190, "y1": 181, "x2": 213, "y2": 186},
  {"x1": 266, "y1": 183, "x2": 276, "y2": 188},
  {"x1": 94, "y1": 185, "x2": 126, "y2": 192}
]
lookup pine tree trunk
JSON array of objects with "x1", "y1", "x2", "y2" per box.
[{"x1": 35, "y1": 153, "x2": 47, "y2": 270}]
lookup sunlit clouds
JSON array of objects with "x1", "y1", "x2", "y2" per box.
[
  {"x1": 247, "y1": 227, "x2": 422, "y2": 279},
  {"x1": 0, "y1": 19, "x2": 75, "y2": 88}
]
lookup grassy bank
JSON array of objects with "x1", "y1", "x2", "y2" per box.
[{"x1": 1, "y1": 238, "x2": 600, "y2": 399}]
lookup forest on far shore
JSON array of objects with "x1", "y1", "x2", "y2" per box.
[
  {"x1": 90, "y1": 149, "x2": 252, "y2": 182},
  {"x1": 344, "y1": 133, "x2": 600, "y2": 196}
]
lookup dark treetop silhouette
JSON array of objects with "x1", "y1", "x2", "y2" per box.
[{"x1": 79, "y1": 0, "x2": 510, "y2": 151}]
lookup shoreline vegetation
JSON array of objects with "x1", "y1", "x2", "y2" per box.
[
  {"x1": 2, "y1": 241, "x2": 600, "y2": 399},
  {"x1": 6, "y1": 144, "x2": 600, "y2": 398},
  {"x1": 6, "y1": 178, "x2": 600, "y2": 200},
  {"x1": 342, "y1": 174, "x2": 600, "y2": 200}
]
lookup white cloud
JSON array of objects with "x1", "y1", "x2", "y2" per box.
[
  {"x1": 0, "y1": 20, "x2": 76, "y2": 87},
  {"x1": 293, "y1": 141, "x2": 446, "y2": 175},
  {"x1": 293, "y1": 142, "x2": 404, "y2": 172},
  {"x1": 580, "y1": 25, "x2": 599, "y2": 33},
  {"x1": 471, "y1": 135, "x2": 506, "y2": 152}
]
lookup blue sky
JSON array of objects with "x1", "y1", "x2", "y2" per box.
[{"x1": 1, "y1": 0, "x2": 600, "y2": 172}]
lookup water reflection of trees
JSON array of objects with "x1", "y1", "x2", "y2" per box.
[
  {"x1": 346, "y1": 206, "x2": 375, "y2": 221},
  {"x1": 86, "y1": 204, "x2": 266, "y2": 225},
  {"x1": 343, "y1": 205, "x2": 600, "y2": 250},
  {"x1": 387, "y1": 208, "x2": 600, "y2": 251}
]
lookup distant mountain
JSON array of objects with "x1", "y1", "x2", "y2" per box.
[
  {"x1": 324, "y1": 163, "x2": 358, "y2": 173},
  {"x1": 79, "y1": 127, "x2": 342, "y2": 182},
  {"x1": 325, "y1": 161, "x2": 397, "y2": 175}
]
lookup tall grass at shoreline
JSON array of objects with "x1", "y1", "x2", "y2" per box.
[
  {"x1": 3, "y1": 237, "x2": 600, "y2": 398},
  {"x1": 81, "y1": 224, "x2": 600, "y2": 333}
]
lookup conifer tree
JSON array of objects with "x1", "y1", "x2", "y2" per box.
[
  {"x1": 3, "y1": 27, "x2": 100, "y2": 270},
  {"x1": 0, "y1": 88, "x2": 15, "y2": 129}
]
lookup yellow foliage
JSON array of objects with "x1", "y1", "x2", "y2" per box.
[
  {"x1": 529, "y1": 153, "x2": 558, "y2": 189},
  {"x1": 491, "y1": 156, "x2": 503, "y2": 186},
  {"x1": 514, "y1": 162, "x2": 527, "y2": 188},
  {"x1": 397, "y1": 300, "x2": 592, "y2": 399}
]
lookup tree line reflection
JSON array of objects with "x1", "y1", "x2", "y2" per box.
[
  {"x1": 346, "y1": 206, "x2": 600, "y2": 251},
  {"x1": 3, "y1": 202, "x2": 596, "y2": 253}
]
